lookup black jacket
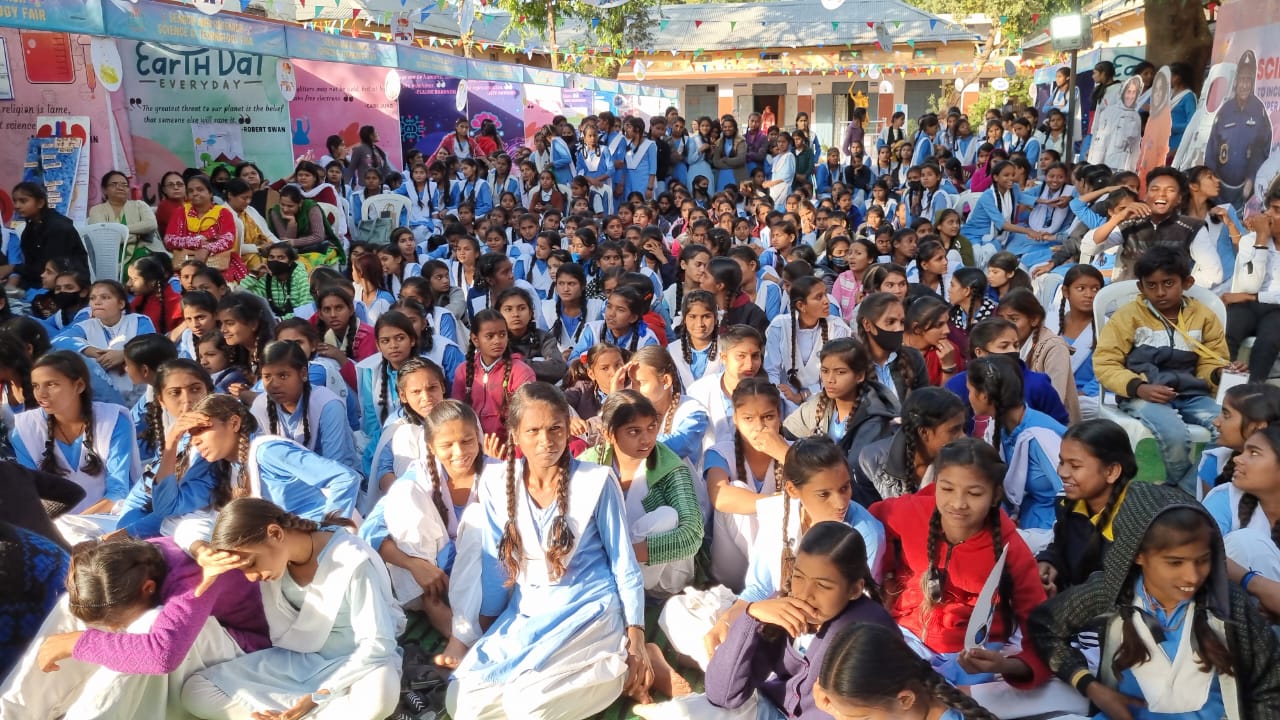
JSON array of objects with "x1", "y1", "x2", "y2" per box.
[
  {"x1": 509, "y1": 327, "x2": 569, "y2": 385},
  {"x1": 15, "y1": 209, "x2": 87, "y2": 288}
]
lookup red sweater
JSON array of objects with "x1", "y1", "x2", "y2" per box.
[
  {"x1": 132, "y1": 284, "x2": 184, "y2": 334},
  {"x1": 869, "y1": 488, "x2": 1050, "y2": 688}
]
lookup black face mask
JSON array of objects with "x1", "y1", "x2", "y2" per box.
[
  {"x1": 873, "y1": 326, "x2": 904, "y2": 353},
  {"x1": 267, "y1": 260, "x2": 292, "y2": 276},
  {"x1": 52, "y1": 291, "x2": 83, "y2": 309},
  {"x1": 993, "y1": 350, "x2": 1022, "y2": 365}
]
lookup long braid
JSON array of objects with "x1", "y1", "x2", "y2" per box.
[
  {"x1": 628, "y1": 321, "x2": 641, "y2": 353},
  {"x1": 275, "y1": 512, "x2": 322, "y2": 532},
  {"x1": 839, "y1": 382, "x2": 864, "y2": 445},
  {"x1": 80, "y1": 397, "x2": 102, "y2": 476},
  {"x1": 550, "y1": 296, "x2": 564, "y2": 345},
  {"x1": 40, "y1": 413, "x2": 60, "y2": 475},
  {"x1": 266, "y1": 396, "x2": 280, "y2": 436},
  {"x1": 901, "y1": 410, "x2": 921, "y2": 492},
  {"x1": 813, "y1": 390, "x2": 832, "y2": 436},
  {"x1": 734, "y1": 429, "x2": 749, "y2": 490},
  {"x1": 788, "y1": 311, "x2": 800, "y2": 387},
  {"x1": 662, "y1": 396, "x2": 677, "y2": 436},
  {"x1": 253, "y1": 329, "x2": 269, "y2": 379},
  {"x1": 300, "y1": 381, "x2": 313, "y2": 448},
  {"x1": 464, "y1": 343, "x2": 477, "y2": 409},
  {"x1": 1097, "y1": 478, "x2": 1127, "y2": 532},
  {"x1": 343, "y1": 315, "x2": 358, "y2": 360},
  {"x1": 896, "y1": 348, "x2": 916, "y2": 399},
  {"x1": 967, "y1": 293, "x2": 980, "y2": 331},
  {"x1": 425, "y1": 453, "x2": 450, "y2": 531},
  {"x1": 378, "y1": 357, "x2": 391, "y2": 423},
  {"x1": 232, "y1": 430, "x2": 251, "y2": 501},
  {"x1": 544, "y1": 451, "x2": 575, "y2": 581},
  {"x1": 500, "y1": 342, "x2": 514, "y2": 431},
  {"x1": 920, "y1": 509, "x2": 944, "y2": 614},
  {"x1": 920, "y1": 674, "x2": 1000, "y2": 720},
  {"x1": 1238, "y1": 493, "x2": 1280, "y2": 548},
  {"x1": 155, "y1": 280, "x2": 170, "y2": 333},
  {"x1": 496, "y1": 444, "x2": 525, "y2": 585},
  {"x1": 779, "y1": 490, "x2": 796, "y2": 596},
  {"x1": 145, "y1": 397, "x2": 166, "y2": 458},
  {"x1": 1057, "y1": 293, "x2": 1067, "y2": 339},
  {"x1": 990, "y1": 393, "x2": 1007, "y2": 456},
  {"x1": 422, "y1": 312, "x2": 435, "y2": 353},
  {"x1": 681, "y1": 323, "x2": 694, "y2": 367},
  {"x1": 675, "y1": 277, "x2": 685, "y2": 316}
]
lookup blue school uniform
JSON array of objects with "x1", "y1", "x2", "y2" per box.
[
  {"x1": 1170, "y1": 90, "x2": 1198, "y2": 151},
  {"x1": 11, "y1": 403, "x2": 138, "y2": 507},
  {"x1": 716, "y1": 137, "x2": 740, "y2": 192},
  {"x1": 740, "y1": 502, "x2": 886, "y2": 602},
  {"x1": 902, "y1": 188, "x2": 953, "y2": 227},
  {"x1": 252, "y1": 387, "x2": 360, "y2": 476},
  {"x1": 945, "y1": 366, "x2": 1070, "y2": 427},
  {"x1": 622, "y1": 139, "x2": 658, "y2": 199},
  {"x1": 356, "y1": 356, "x2": 403, "y2": 475},
  {"x1": 570, "y1": 320, "x2": 660, "y2": 359},
  {"x1": 450, "y1": 178, "x2": 493, "y2": 217},
  {"x1": 551, "y1": 136, "x2": 577, "y2": 186},
  {"x1": 959, "y1": 186, "x2": 1031, "y2": 249},
  {"x1": 116, "y1": 440, "x2": 217, "y2": 539},
  {"x1": 659, "y1": 396, "x2": 711, "y2": 462},
  {"x1": 41, "y1": 306, "x2": 91, "y2": 339},
  {"x1": 1065, "y1": 333, "x2": 1099, "y2": 400},
  {"x1": 248, "y1": 435, "x2": 362, "y2": 520},
  {"x1": 999, "y1": 408, "x2": 1065, "y2": 531},
  {"x1": 911, "y1": 133, "x2": 936, "y2": 167},
  {"x1": 754, "y1": 276, "x2": 785, "y2": 322},
  {"x1": 814, "y1": 163, "x2": 845, "y2": 197},
  {"x1": 668, "y1": 136, "x2": 690, "y2": 186}
]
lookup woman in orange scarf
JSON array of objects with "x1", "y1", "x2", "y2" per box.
[{"x1": 163, "y1": 174, "x2": 246, "y2": 282}]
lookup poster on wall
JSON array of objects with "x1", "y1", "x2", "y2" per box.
[
  {"x1": 23, "y1": 135, "x2": 83, "y2": 218},
  {"x1": 1172, "y1": 62, "x2": 1236, "y2": 170},
  {"x1": 399, "y1": 73, "x2": 462, "y2": 162},
  {"x1": 119, "y1": 40, "x2": 293, "y2": 198},
  {"x1": 523, "y1": 85, "x2": 592, "y2": 144},
  {"x1": 289, "y1": 59, "x2": 404, "y2": 173},
  {"x1": 1137, "y1": 67, "x2": 1173, "y2": 193},
  {"x1": 466, "y1": 80, "x2": 524, "y2": 156},
  {"x1": 36, "y1": 115, "x2": 91, "y2": 222},
  {"x1": 0, "y1": 29, "x2": 127, "y2": 208}
]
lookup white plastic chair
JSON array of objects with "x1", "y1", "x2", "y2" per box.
[
  {"x1": 362, "y1": 193, "x2": 410, "y2": 223},
  {"x1": 316, "y1": 201, "x2": 347, "y2": 241},
  {"x1": 954, "y1": 190, "x2": 980, "y2": 216},
  {"x1": 1091, "y1": 279, "x2": 1221, "y2": 465},
  {"x1": 1033, "y1": 272, "x2": 1064, "y2": 321},
  {"x1": 80, "y1": 223, "x2": 128, "y2": 282}
]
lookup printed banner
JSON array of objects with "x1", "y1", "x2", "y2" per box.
[
  {"x1": 0, "y1": 29, "x2": 127, "y2": 208},
  {"x1": 283, "y1": 26, "x2": 397, "y2": 67},
  {"x1": 524, "y1": 67, "x2": 565, "y2": 88},
  {"x1": 467, "y1": 58, "x2": 522, "y2": 83},
  {"x1": 0, "y1": 0, "x2": 103, "y2": 34},
  {"x1": 120, "y1": 40, "x2": 293, "y2": 198},
  {"x1": 289, "y1": 59, "x2": 403, "y2": 173},
  {"x1": 396, "y1": 45, "x2": 468, "y2": 78},
  {"x1": 466, "y1": 80, "x2": 524, "y2": 156},
  {"x1": 523, "y1": 85, "x2": 592, "y2": 144},
  {"x1": 399, "y1": 73, "x2": 462, "y2": 162},
  {"x1": 35, "y1": 116, "x2": 91, "y2": 222},
  {"x1": 103, "y1": 0, "x2": 286, "y2": 57},
  {"x1": 1211, "y1": 1, "x2": 1280, "y2": 211}
]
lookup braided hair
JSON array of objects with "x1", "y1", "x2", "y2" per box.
[
  {"x1": 123, "y1": 335, "x2": 178, "y2": 445},
  {"x1": 811, "y1": 338, "x2": 871, "y2": 438},
  {"x1": 130, "y1": 255, "x2": 173, "y2": 333},
  {"x1": 778, "y1": 438, "x2": 852, "y2": 595},
  {"x1": 1061, "y1": 418, "x2": 1136, "y2": 532},
  {"x1": 216, "y1": 292, "x2": 276, "y2": 376},
  {"x1": 1057, "y1": 264, "x2": 1104, "y2": 352},
  {"x1": 630, "y1": 346, "x2": 684, "y2": 436},
  {"x1": 497, "y1": 383, "x2": 575, "y2": 584},
  {"x1": 143, "y1": 359, "x2": 213, "y2": 460},
  {"x1": 787, "y1": 276, "x2": 831, "y2": 393},
  {"x1": 674, "y1": 244, "x2": 711, "y2": 315},
  {"x1": 179, "y1": 394, "x2": 259, "y2": 509},
  {"x1": 373, "y1": 311, "x2": 421, "y2": 424},
  {"x1": 967, "y1": 355, "x2": 1023, "y2": 455},
  {"x1": 997, "y1": 288, "x2": 1049, "y2": 353},
  {"x1": 0, "y1": 333, "x2": 37, "y2": 410},
  {"x1": 605, "y1": 285, "x2": 649, "y2": 354},
  {"x1": 857, "y1": 291, "x2": 914, "y2": 395},
  {"x1": 315, "y1": 286, "x2": 361, "y2": 360},
  {"x1": 896, "y1": 388, "x2": 965, "y2": 493},
  {"x1": 33, "y1": 351, "x2": 102, "y2": 477},
  {"x1": 818, "y1": 623, "x2": 999, "y2": 720},
  {"x1": 389, "y1": 297, "x2": 435, "y2": 354},
  {"x1": 678, "y1": 290, "x2": 719, "y2": 370},
  {"x1": 731, "y1": 377, "x2": 784, "y2": 494},
  {"x1": 1215, "y1": 384, "x2": 1280, "y2": 487},
  {"x1": 66, "y1": 538, "x2": 169, "y2": 627},
  {"x1": 466, "y1": 309, "x2": 515, "y2": 428},
  {"x1": 260, "y1": 340, "x2": 314, "y2": 448},
  {"x1": 921, "y1": 438, "x2": 1014, "y2": 636},
  {"x1": 549, "y1": 263, "x2": 591, "y2": 348},
  {"x1": 209, "y1": 497, "x2": 356, "y2": 554},
  {"x1": 421, "y1": 399, "x2": 485, "y2": 529},
  {"x1": 599, "y1": 390, "x2": 660, "y2": 472}
]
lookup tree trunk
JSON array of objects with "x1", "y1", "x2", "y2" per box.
[
  {"x1": 547, "y1": 1, "x2": 559, "y2": 70},
  {"x1": 942, "y1": 26, "x2": 1002, "y2": 109},
  {"x1": 1144, "y1": 0, "x2": 1212, "y2": 92}
]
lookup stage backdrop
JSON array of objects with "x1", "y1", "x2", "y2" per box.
[
  {"x1": 466, "y1": 80, "x2": 524, "y2": 157},
  {"x1": 398, "y1": 72, "x2": 463, "y2": 162},
  {"x1": 1213, "y1": 0, "x2": 1280, "y2": 212},
  {"x1": 288, "y1": 59, "x2": 403, "y2": 171}
]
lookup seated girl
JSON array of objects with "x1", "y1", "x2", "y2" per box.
[
  {"x1": 356, "y1": 311, "x2": 420, "y2": 474},
  {"x1": 453, "y1": 309, "x2": 537, "y2": 438},
  {"x1": 398, "y1": 276, "x2": 462, "y2": 348},
  {"x1": 117, "y1": 360, "x2": 217, "y2": 539},
  {"x1": 447, "y1": 383, "x2": 650, "y2": 717},
  {"x1": 782, "y1": 338, "x2": 898, "y2": 470},
  {"x1": 174, "y1": 290, "x2": 219, "y2": 361},
  {"x1": 1049, "y1": 264, "x2": 1105, "y2": 420},
  {"x1": 127, "y1": 255, "x2": 183, "y2": 336},
  {"x1": 250, "y1": 341, "x2": 360, "y2": 476},
  {"x1": 687, "y1": 325, "x2": 767, "y2": 452},
  {"x1": 564, "y1": 343, "x2": 627, "y2": 428},
  {"x1": 855, "y1": 292, "x2": 928, "y2": 403},
  {"x1": 38, "y1": 261, "x2": 91, "y2": 338},
  {"x1": 538, "y1": 262, "x2": 605, "y2": 356},
  {"x1": 627, "y1": 346, "x2": 712, "y2": 507},
  {"x1": 275, "y1": 318, "x2": 359, "y2": 431},
  {"x1": 123, "y1": 333, "x2": 179, "y2": 463},
  {"x1": 380, "y1": 401, "x2": 499, "y2": 668},
  {"x1": 64, "y1": 280, "x2": 157, "y2": 403},
  {"x1": 855, "y1": 386, "x2": 965, "y2": 503},
  {"x1": 1203, "y1": 424, "x2": 1280, "y2": 614},
  {"x1": 368, "y1": 358, "x2": 447, "y2": 504},
  {"x1": 195, "y1": 333, "x2": 248, "y2": 396},
  {"x1": 579, "y1": 390, "x2": 703, "y2": 599},
  {"x1": 704, "y1": 523, "x2": 894, "y2": 720},
  {"x1": 666, "y1": 291, "x2": 723, "y2": 390},
  {"x1": 766, "y1": 277, "x2": 853, "y2": 411},
  {"x1": 1198, "y1": 383, "x2": 1280, "y2": 500},
  {"x1": 182, "y1": 498, "x2": 404, "y2": 720},
  {"x1": 0, "y1": 536, "x2": 269, "y2": 719},
  {"x1": 870, "y1": 438, "x2": 1051, "y2": 692},
  {"x1": 215, "y1": 292, "x2": 277, "y2": 403},
  {"x1": 186, "y1": 394, "x2": 361, "y2": 521},
  {"x1": 998, "y1": 288, "x2": 1080, "y2": 423},
  {"x1": 905, "y1": 294, "x2": 963, "y2": 386},
  {"x1": 1030, "y1": 483, "x2": 1280, "y2": 720},
  {"x1": 967, "y1": 355, "x2": 1065, "y2": 548},
  {"x1": 812, "y1": 623, "x2": 1000, "y2": 720},
  {"x1": 947, "y1": 267, "x2": 997, "y2": 353},
  {"x1": 571, "y1": 285, "x2": 662, "y2": 358},
  {"x1": 11, "y1": 351, "x2": 142, "y2": 533},
  {"x1": 1037, "y1": 419, "x2": 1135, "y2": 596},
  {"x1": 497, "y1": 287, "x2": 569, "y2": 385},
  {"x1": 312, "y1": 286, "x2": 376, "y2": 364}
]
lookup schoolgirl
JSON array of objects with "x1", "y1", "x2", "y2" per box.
[
  {"x1": 40, "y1": 262, "x2": 92, "y2": 337},
  {"x1": 376, "y1": 239, "x2": 420, "y2": 300},
  {"x1": 1030, "y1": 483, "x2": 1280, "y2": 720},
  {"x1": 11, "y1": 351, "x2": 141, "y2": 518},
  {"x1": 525, "y1": 231, "x2": 556, "y2": 300},
  {"x1": 274, "y1": 318, "x2": 359, "y2": 430},
  {"x1": 1037, "y1": 419, "x2": 1135, "y2": 596},
  {"x1": 539, "y1": 263, "x2": 605, "y2": 356},
  {"x1": 704, "y1": 521, "x2": 894, "y2": 720},
  {"x1": 998, "y1": 288, "x2": 1079, "y2": 422},
  {"x1": 663, "y1": 245, "x2": 712, "y2": 326},
  {"x1": 122, "y1": 333, "x2": 179, "y2": 461},
  {"x1": 313, "y1": 286, "x2": 377, "y2": 362},
  {"x1": 900, "y1": 164, "x2": 951, "y2": 228},
  {"x1": 870, "y1": 437, "x2": 1051, "y2": 690},
  {"x1": 127, "y1": 255, "x2": 183, "y2": 334},
  {"x1": 830, "y1": 237, "x2": 876, "y2": 324},
  {"x1": 725, "y1": 246, "x2": 784, "y2": 325},
  {"x1": 1007, "y1": 163, "x2": 1076, "y2": 267},
  {"x1": 766, "y1": 277, "x2": 853, "y2": 410},
  {"x1": 563, "y1": 343, "x2": 627, "y2": 425},
  {"x1": 215, "y1": 292, "x2": 276, "y2": 389},
  {"x1": 397, "y1": 163, "x2": 441, "y2": 240},
  {"x1": 904, "y1": 294, "x2": 961, "y2": 385},
  {"x1": 686, "y1": 325, "x2": 766, "y2": 453},
  {"x1": 855, "y1": 292, "x2": 927, "y2": 403},
  {"x1": 175, "y1": 291, "x2": 219, "y2": 361},
  {"x1": 854, "y1": 386, "x2": 965, "y2": 502},
  {"x1": 947, "y1": 267, "x2": 998, "y2": 340},
  {"x1": 626, "y1": 344, "x2": 712, "y2": 477},
  {"x1": 249, "y1": 341, "x2": 360, "y2": 475},
  {"x1": 196, "y1": 333, "x2": 248, "y2": 395},
  {"x1": 959, "y1": 161, "x2": 1053, "y2": 266},
  {"x1": 860, "y1": 264, "x2": 910, "y2": 303},
  {"x1": 579, "y1": 390, "x2": 703, "y2": 598},
  {"x1": 571, "y1": 285, "x2": 661, "y2": 358},
  {"x1": 397, "y1": 277, "x2": 462, "y2": 350},
  {"x1": 447, "y1": 383, "x2": 650, "y2": 717},
  {"x1": 448, "y1": 235, "x2": 482, "y2": 300},
  {"x1": 702, "y1": 377, "x2": 792, "y2": 590},
  {"x1": 781, "y1": 334, "x2": 896, "y2": 461},
  {"x1": 577, "y1": 125, "x2": 615, "y2": 215},
  {"x1": 668, "y1": 290, "x2": 723, "y2": 389},
  {"x1": 812, "y1": 623, "x2": 1000, "y2": 720},
  {"x1": 182, "y1": 497, "x2": 403, "y2": 720},
  {"x1": 453, "y1": 309, "x2": 536, "y2": 437},
  {"x1": 367, "y1": 357, "x2": 448, "y2": 501},
  {"x1": 381, "y1": 297, "x2": 463, "y2": 387},
  {"x1": 934, "y1": 208, "x2": 975, "y2": 268},
  {"x1": 465, "y1": 252, "x2": 518, "y2": 320},
  {"x1": 355, "y1": 311, "x2": 419, "y2": 473},
  {"x1": 497, "y1": 287, "x2": 568, "y2": 385},
  {"x1": 1049, "y1": 264, "x2": 1105, "y2": 419},
  {"x1": 0, "y1": 536, "x2": 269, "y2": 719},
  {"x1": 351, "y1": 253, "x2": 394, "y2": 325},
  {"x1": 65, "y1": 280, "x2": 158, "y2": 401},
  {"x1": 985, "y1": 251, "x2": 1032, "y2": 304},
  {"x1": 705, "y1": 255, "x2": 771, "y2": 335}
]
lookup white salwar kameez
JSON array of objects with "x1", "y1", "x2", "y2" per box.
[{"x1": 446, "y1": 459, "x2": 646, "y2": 720}]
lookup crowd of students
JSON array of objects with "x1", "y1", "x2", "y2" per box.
[{"x1": 1, "y1": 92, "x2": 1280, "y2": 720}]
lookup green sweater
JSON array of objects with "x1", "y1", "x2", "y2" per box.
[
  {"x1": 579, "y1": 442, "x2": 704, "y2": 565},
  {"x1": 240, "y1": 263, "x2": 311, "y2": 319}
]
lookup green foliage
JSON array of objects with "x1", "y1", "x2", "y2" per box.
[
  {"x1": 489, "y1": 0, "x2": 657, "y2": 78},
  {"x1": 905, "y1": 0, "x2": 1068, "y2": 49}
]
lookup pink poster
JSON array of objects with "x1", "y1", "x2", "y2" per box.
[
  {"x1": 289, "y1": 59, "x2": 403, "y2": 172},
  {"x1": 0, "y1": 28, "x2": 131, "y2": 207}
]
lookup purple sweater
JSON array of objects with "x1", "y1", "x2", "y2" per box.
[
  {"x1": 705, "y1": 597, "x2": 895, "y2": 718},
  {"x1": 72, "y1": 537, "x2": 270, "y2": 675}
]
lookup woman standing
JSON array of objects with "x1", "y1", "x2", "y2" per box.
[
  {"x1": 686, "y1": 117, "x2": 715, "y2": 190},
  {"x1": 163, "y1": 175, "x2": 245, "y2": 282},
  {"x1": 88, "y1": 171, "x2": 160, "y2": 270},
  {"x1": 348, "y1": 125, "x2": 389, "y2": 189},
  {"x1": 711, "y1": 116, "x2": 748, "y2": 193}
]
